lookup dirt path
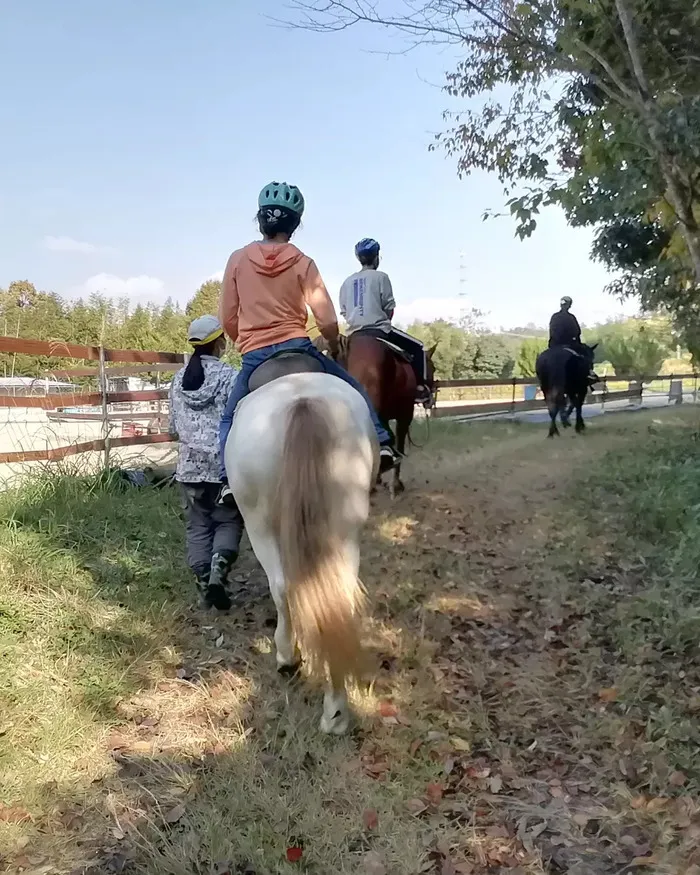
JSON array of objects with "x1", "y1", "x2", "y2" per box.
[{"x1": 3, "y1": 412, "x2": 696, "y2": 875}]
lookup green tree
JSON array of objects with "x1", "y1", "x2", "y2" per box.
[
  {"x1": 186, "y1": 280, "x2": 222, "y2": 320},
  {"x1": 408, "y1": 319, "x2": 477, "y2": 380},
  {"x1": 604, "y1": 330, "x2": 668, "y2": 379},
  {"x1": 472, "y1": 334, "x2": 514, "y2": 378},
  {"x1": 293, "y1": 0, "x2": 700, "y2": 309},
  {"x1": 515, "y1": 338, "x2": 548, "y2": 377}
]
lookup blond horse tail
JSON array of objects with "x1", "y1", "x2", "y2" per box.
[{"x1": 273, "y1": 397, "x2": 367, "y2": 685}]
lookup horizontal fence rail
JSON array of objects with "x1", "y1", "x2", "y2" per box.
[
  {"x1": 1, "y1": 330, "x2": 698, "y2": 466},
  {"x1": 0, "y1": 335, "x2": 185, "y2": 364},
  {"x1": 0, "y1": 335, "x2": 181, "y2": 466},
  {"x1": 432, "y1": 373, "x2": 698, "y2": 419}
]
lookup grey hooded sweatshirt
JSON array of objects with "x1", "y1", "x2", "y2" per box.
[{"x1": 169, "y1": 356, "x2": 238, "y2": 483}]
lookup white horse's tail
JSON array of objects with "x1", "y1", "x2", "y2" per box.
[{"x1": 272, "y1": 396, "x2": 367, "y2": 686}]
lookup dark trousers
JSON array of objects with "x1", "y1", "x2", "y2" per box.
[{"x1": 180, "y1": 482, "x2": 244, "y2": 577}]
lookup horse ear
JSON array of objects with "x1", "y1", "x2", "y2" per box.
[
  {"x1": 427, "y1": 342, "x2": 439, "y2": 358},
  {"x1": 591, "y1": 342, "x2": 599, "y2": 351}
]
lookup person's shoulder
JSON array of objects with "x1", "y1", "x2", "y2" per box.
[
  {"x1": 227, "y1": 241, "x2": 260, "y2": 264},
  {"x1": 375, "y1": 270, "x2": 391, "y2": 282}
]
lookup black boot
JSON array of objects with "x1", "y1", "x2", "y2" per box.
[{"x1": 206, "y1": 550, "x2": 237, "y2": 611}]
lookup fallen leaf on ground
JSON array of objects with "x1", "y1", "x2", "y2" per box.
[
  {"x1": 0, "y1": 804, "x2": 32, "y2": 823},
  {"x1": 450, "y1": 736, "x2": 471, "y2": 752},
  {"x1": 409, "y1": 738, "x2": 423, "y2": 756},
  {"x1": 362, "y1": 808, "x2": 378, "y2": 831},
  {"x1": 286, "y1": 846, "x2": 303, "y2": 863},
  {"x1": 486, "y1": 824, "x2": 509, "y2": 839},
  {"x1": 362, "y1": 851, "x2": 387, "y2": 875},
  {"x1": 669, "y1": 770, "x2": 687, "y2": 787},
  {"x1": 598, "y1": 687, "x2": 618, "y2": 702},
  {"x1": 106, "y1": 733, "x2": 128, "y2": 751},
  {"x1": 407, "y1": 797, "x2": 428, "y2": 815},
  {"x1": 489, "y1": 775, "x2": 503, "y2": 794},
  {"x1": 631, "y1": 856, "x2": 659, "y2": 867},
  {"x1": 164, "y1": 803, "x2": 186, "y2": 824},
  {"x1": 426, "y1": 782, "x2": 444, "y2": 805},
  {"x1": 378, "y1": 701, "x2": 398, "y2": 718},
  {"x1": 646, "y1": 797, "x2": 670, "y2": 815},
  {"x1": 363, "y1": 760, "x2": 390, "y2": 778}
]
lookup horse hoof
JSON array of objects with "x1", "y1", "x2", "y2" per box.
[
  {"x1": 320, "y1": 709, "x2": 350, "y2": 736},
  {"x1": 277, "y1": 660, "x2": 302, "y2": 680}
]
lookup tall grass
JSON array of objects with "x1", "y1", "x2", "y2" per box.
[{"x1": 580, "y1": 425, "x2": 700, "y2": 657}]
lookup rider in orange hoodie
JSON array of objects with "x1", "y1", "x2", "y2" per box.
[{"x1": 217, "y1": 182, "x2": 397, "y2": 502}]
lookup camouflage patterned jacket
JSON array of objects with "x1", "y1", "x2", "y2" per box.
[{"x1": 169, "y1": 356, "x2": 238, "y2": 483}]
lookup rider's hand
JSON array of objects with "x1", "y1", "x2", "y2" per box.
[{"x1": 327, "y1": 335, "x2": 340, "y2": 359}]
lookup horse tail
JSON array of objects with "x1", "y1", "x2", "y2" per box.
[{"x1": 273, "y1": 397, "x2": 367, "y2": 686}]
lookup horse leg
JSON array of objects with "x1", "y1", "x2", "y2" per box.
[
  {"x1": 546, "y1": 394, "x2": 560, "y2": 438},
  {"x1": 246, "y1": 525, "x2": 300, "y2": 674},
  {"x1": 319, "y1": 537, "x2": 359, "y2": 736},
  {"x1": 575, "y1": 394, "x2": 586, "y2": 433},
  {"x1": 376, "y1": 419, "x2": 395, "y2": 491},
  {"x1": 321, "y1": 669, "x2": 350, "y2": 736},
  {"x1": 389, "y1": 413, "x2": 410, "y2": 498},
  {"x1": 561, "y1": 399, "x2": 574, "y2": 428}
]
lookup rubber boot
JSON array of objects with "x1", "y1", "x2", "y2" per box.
[
  {"x1": 206, "y1": 550, "x2": 237, "y2": 611},
  {"x1": 193, "y1": 565, "x2": 212, "y2": 609}
]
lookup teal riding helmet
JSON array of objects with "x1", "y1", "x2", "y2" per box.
[{"x1": 258, "y1": 182, "x2": 305, "y2": 217}]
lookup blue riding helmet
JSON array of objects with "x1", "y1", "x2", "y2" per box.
[{"x1": 355, "y1": 238, "x2": 380, "y2": 259}]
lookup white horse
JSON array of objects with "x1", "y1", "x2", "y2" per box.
[{"x1": 225, "y1": 372, "x2": 377, "y2": 734}]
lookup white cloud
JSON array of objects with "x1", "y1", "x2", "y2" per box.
[
  {"x1": 208, "y1": 270, "x2": 224, "y2": 282},
  {"x1": 78, "y1": 273, "x2": 167, "y2": 304},
  {"x1": 44, "y1": 235, "x2": 116, "y2": 254}
]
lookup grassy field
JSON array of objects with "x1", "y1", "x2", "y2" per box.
[{"x1": 1, "y1": 411, "x2": 699, "y2": 874}]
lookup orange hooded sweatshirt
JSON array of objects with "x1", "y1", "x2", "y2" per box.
[{"x1": 219, "y1": 242, "x2": 339, "y2": 355}]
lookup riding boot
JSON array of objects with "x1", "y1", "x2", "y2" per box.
[
  {"x1": 206, "y1": 550, "x2": 237, "y2": 611},
  {"x1": 192, "y1": 564, "x2": 213, "y2": 609}
]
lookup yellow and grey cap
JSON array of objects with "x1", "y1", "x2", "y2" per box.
[{"x1": 187, "y1": 315, "x2": 224, "y2": 347}]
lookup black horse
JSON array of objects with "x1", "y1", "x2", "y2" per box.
[{"x1": 535, "y1": 343, "x2": 598, "y2": 437}]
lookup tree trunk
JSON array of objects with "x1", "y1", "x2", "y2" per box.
[{"x1": 614, "y1": 0, "x2": 700, "y2": 283}]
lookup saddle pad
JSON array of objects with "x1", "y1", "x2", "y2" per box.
[
  {"x1": 248, "y1": 352, "x2": 325, "y2": 393},
  {"x1": 353, "y1": 332, "x2": 413, "y2": 363}
]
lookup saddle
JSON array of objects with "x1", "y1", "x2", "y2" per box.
[
  {"x1": 352, "y1": 329, "x2": 413, "y2": 364},
  {"x1": 247, "y1": 350, "x2": 325, "y2": 393}
]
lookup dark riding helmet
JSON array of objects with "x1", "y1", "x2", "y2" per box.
[
  {"x1": 355, "y1": 238, "x2": 380, "y2": 260},
  {"x1": 560, "y1": 296, "x2": 573, "y2": 307}
]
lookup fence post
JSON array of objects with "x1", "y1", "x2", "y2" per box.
[
  {"x1": 695, "y1": 373, "x2": 698, "y2": 405},
  {"x1": 99, "y1": 345, "x2": 110, "y2": 470},
  {"x1": 511, "y1": 378, "x2": 516, "y2": 417}
]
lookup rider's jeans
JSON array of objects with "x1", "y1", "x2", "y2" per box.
[{"x1": 219, "y1": 337, "x2": 392, "y2": 479}]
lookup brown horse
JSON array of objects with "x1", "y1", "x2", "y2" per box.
[{"x1": 341, "y1": 333, "x2": 436, "y2": 497}]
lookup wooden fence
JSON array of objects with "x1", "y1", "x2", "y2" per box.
[
  {"x1": 432, "y1": 373, "x2": 698, "y2": 419},
  {"x1": 0, "y1": 335, "x2": 184, "y2": 465},
  {"x1": 1, "y1": 332, "x2": 697, "y2": 465}
]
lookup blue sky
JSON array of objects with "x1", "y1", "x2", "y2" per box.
[{"x1": 0, "y1": 0, "x2": 636, "y2": 329}]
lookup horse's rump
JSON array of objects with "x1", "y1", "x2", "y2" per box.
[
  {"x1": 346, "y1": 333, "x2": 416, "y2": 422},
  {"x1": 226, "y1": 374, "x2": 375, "y2": 686}
]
